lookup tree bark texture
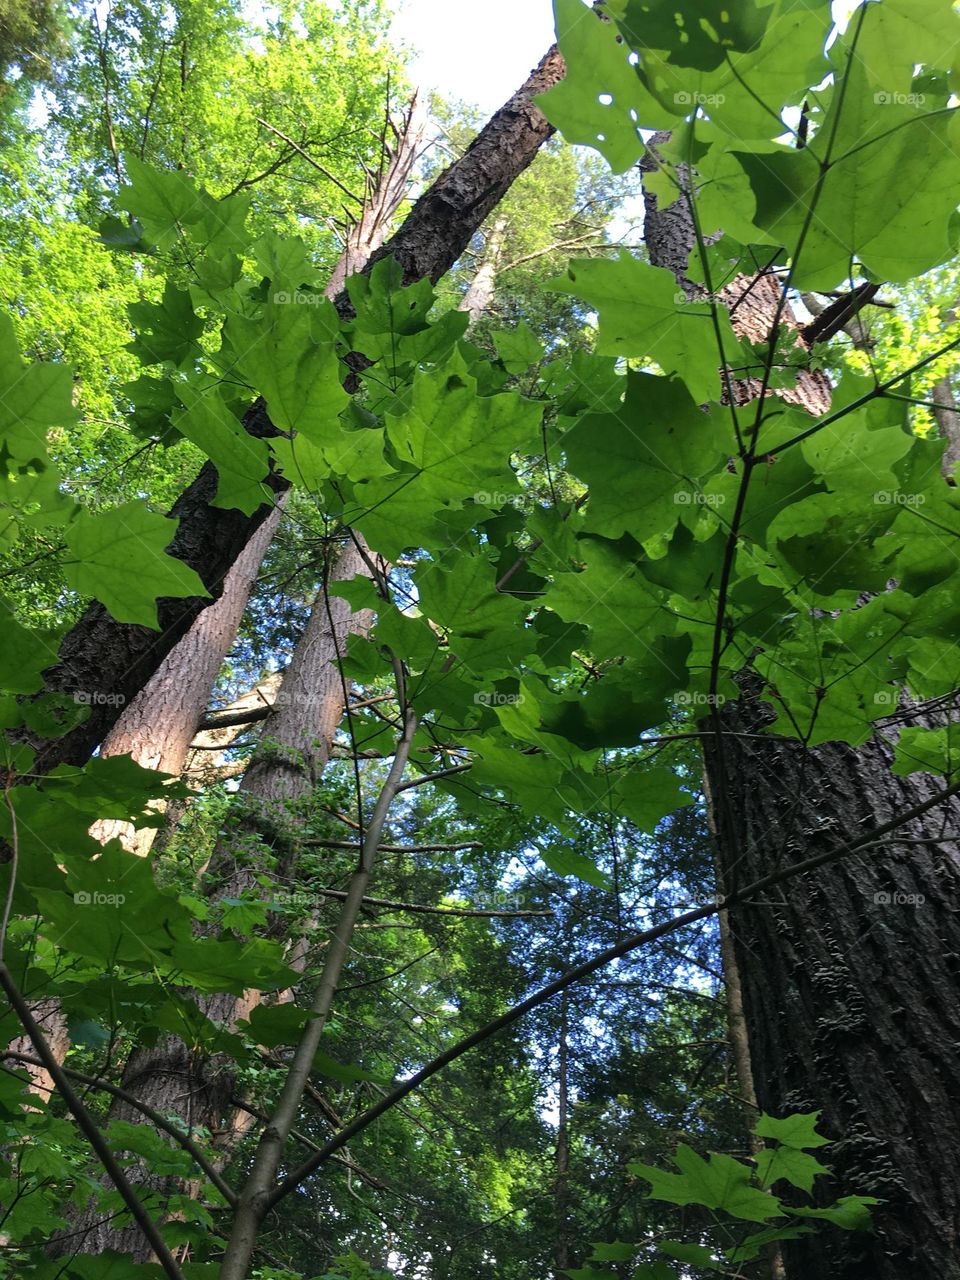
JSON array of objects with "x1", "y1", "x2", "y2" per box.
[
  {"x1": 644, "y1": 133, "x2": 960, "y2": 1280},
  {"x1": 52, "y1": 539, "x2": 378, "y2": 1261},
  {"x1": 703, "y1": 705, "x2": 960, "y2": 1280},
  {"x1": 458, "y1": 214, "x2": 509, "y2": 325},
  {"x1": 22, "y1": 45, "x2": 567, "y2": 777}
]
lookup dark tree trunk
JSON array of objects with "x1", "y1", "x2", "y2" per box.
[
  {"x1": 21, "y1": 44, "x2": 567, "y2": 777},
  {"x1": 641, "y1": 132, "x2": 960, "y2": 1280},
  {"x1": 359, "y1": 46, "x2": 565, "y2": 293},
  {"x1": 31, "y1": 450, "x2": 286, "y2": 774},
  {"x1": 703, "y1": 703, "x2": 960, "y2": 1280}
]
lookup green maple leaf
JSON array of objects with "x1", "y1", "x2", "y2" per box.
[
  {"x1": 0, "y1": 314, "x2": 78, "y2": 463},
  {"x1": 547, "y1": 536, "x2": 674, "y2": 661},
  {"x1": 173, "y1": 381, "x2": 271, "y2": 515},
  {"x1": 127, "y1": 280, "x2": 203, "y2": 367},
  {"x1": 225, "y1": 294, "x2": 347, "y2": 440},
  {"x1": 548, "y1": 252, "x2": 747, "y2": 403},
  {"x1": 563, "y1": 371, "x2": 733, "y2": 544},
  {"x1": 754, "y1": 1110, "x2": 831, "y2": 1149},
  {"x1": 62, "y1": 502, "x2": 208, "y2": 627},
  {"x1": 631, "y1": 1144, "x2": 785, "y2": 1222}
]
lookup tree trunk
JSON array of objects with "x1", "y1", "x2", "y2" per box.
[
  {"x1": 643, "y1": 135, "x2": 960, "y2": 1279},
  {"x1": 29, "y1": 451, "x2": 286, "y2": 775},
  {"x1": 91, "y1": 500, "x2": 285, "y2": 854},
  {"x1": 359, "y1": 47, "x2": 564, "y2": 293},
  {"x1": 324, "y1": 94, "x2": 427, "y2": 299},
  {"x1": 554, "y1": 989, "x2": 572, "y2": 1278},
  {"x1": 53, "y1": 537, "x2": 378, "y2": 1262},
  {"x1": 20, "y1": 46, "x2": 567, "y2": 777},
  {"x1": 703, "y1": 706, "x2": 960, "y2": 1280},
  {"x1": 459, "y1": 214, "x2": 509, "y2": 325}
]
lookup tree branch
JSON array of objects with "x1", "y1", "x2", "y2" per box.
[
  {"x1": 0, "y1": 965, "x2": 187, "y2": 1280},
  {"x1": 0, "y1": 1053, "x2": 236, "y2": 1205},
  {"x1": 302, "y1": 888, "x2": 552, "y2": 918},
  {"x1": 265, "y1": 770, "x2": 960, "y2": 1208}
]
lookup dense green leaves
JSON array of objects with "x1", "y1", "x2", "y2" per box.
[{"x1": 1, "y1": 0, "x2": 957, "y2": 1274}]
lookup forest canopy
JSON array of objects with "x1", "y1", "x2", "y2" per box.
[{"x1": 1, "y1": 1, "x2": 960, "y2": 1278}]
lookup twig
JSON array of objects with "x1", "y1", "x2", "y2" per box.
[
  {"x1": 0, "y1": 964, "x2": 186, "y2": 1280},
  {"x1": 265, "y1": 769, "x2": 960, "y2": 1208},
  {"x1": 303, "y1": 888, "x2": 551, "y2": 919}
]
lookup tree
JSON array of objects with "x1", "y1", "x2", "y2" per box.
[{"x1": 4, "y1": 1, "x2": 960, "y2": 1278}]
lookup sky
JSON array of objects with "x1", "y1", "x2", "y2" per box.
[{"x1": 389, "y1": 0, "x2": 557, "y2": 114}]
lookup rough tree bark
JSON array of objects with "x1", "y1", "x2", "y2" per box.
[
  {"x1": 21, "y1": 48, "x2": 566, "y2": 776},
  {"x1": 644, "y1": 137, "x2": 960, "y2": 1279},
  {"x1": 704, "y1": 702, "x2": 960, "y2": 1280},
  {"x1": 54, "y1": 537, "x2": 379, "y2": 1261}
]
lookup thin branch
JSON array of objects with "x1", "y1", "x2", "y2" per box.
[
  {"x1": 0, "y1": 1053, "x2": 235, "y2": 1205},
  {"x1": 301, "y1": 840, "x2": 481, "y2": 853},
  {"x1": 303, "y1": 888, "x2": 552, "y2": 919},
  {"x1": 220, "y1": 671, "x2": 418, "y2": 1279},
  {"x1": 196, "y1": 705, "x2": 273, "y2": 732},
  {"x1": 255, "y1": 119, "x2": 363, "y2": 206},
  {"x1": 0, "y1": 964, "x2": 186, "y2": 1280},
  {"x1": 266, "y1": 769, "x2": 960, "y2": 1208},
  {"x1": 396, "y1": 763, "x2": 472, "y2": 792}
]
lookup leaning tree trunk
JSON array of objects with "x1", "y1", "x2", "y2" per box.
[
  {"x1": 52, "y1": 35, "x2": 580, "y2": 1264},
  {"x1": 54, "y1": 537, "x2": 379, "y2": 1262},
  {"x1": 643, "y1": 136, "x2": 960, "y2": 1278},
  {"x1": 459, "y1": 214, "x2": 509, "y2": 325},
  {"x1": 21, "y1": 47, "x2": 566, "y2": 776},
  {"x1": 85, "y1": 98, "x2": 427, "y2": 856},
  {"x1": 91, "y1": 500, "x2": 285, "y2": 854}
]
